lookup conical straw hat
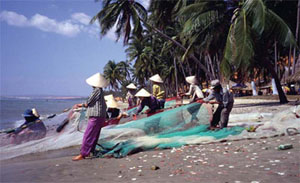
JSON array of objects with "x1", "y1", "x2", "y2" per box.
[
  {"x1": 104, "y1": 94, "x2": 118, "y2": 108},
  {"x1": 126, "y1": 83, "x2": 137, "y2": 89},
  {"x1": 185, "y1": 75, "x2": 197, "y2": 84},
  {"x1": 135, "y1": 88, "x2": 151, "y2": 97},
  {"x1": 149, "y1": 74, "x2": 163, "y2": 83},
  {"x1": 86, "y1": 73, "x2": 109, "y2": 88},
  {"x1": 32, "y1": 108, "x2": 40, "y2": 118}
]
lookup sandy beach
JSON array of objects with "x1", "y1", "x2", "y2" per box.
[{"x1": 1, "y1": 97, "x2": 300, "y2": 183}]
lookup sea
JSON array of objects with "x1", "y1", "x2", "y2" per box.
[{"x1": 0, "y1": 96, "x2": 86, "y2": 130}]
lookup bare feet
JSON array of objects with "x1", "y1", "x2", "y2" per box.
[{"x1": 72, "y1": 154, "x2": 84, "y2": 161}]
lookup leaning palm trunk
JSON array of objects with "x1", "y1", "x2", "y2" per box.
[
  {"x1": 264, "y1": 59, "x2": 288, "y2": 104},
  {"x1": 140, "y1": 18, "x2": 214, "y2": 79},
  {"x1": 292, "y1": 0, "x2": 300, "y2": 74}
]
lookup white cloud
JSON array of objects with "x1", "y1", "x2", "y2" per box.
[
  {"x1": 0, "y1": 10, "x2": 118, "y2": 40},
  {"x1": 31, "y1": 14, "x2": 80, "y2": 37},
  {"x1": 0, "y1": 11, "x2": 28, "y2": 26},
  {"x1": 71, "y1": 12, "x2": 91, "y2": 25}
]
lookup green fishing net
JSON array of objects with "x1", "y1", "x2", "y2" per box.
[{"x1": 95, "y1": 102, "x2": 244, "y2": 158}]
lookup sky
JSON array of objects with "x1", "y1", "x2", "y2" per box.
[{"x1": 0, "y1": 0, "x2": 149, "y2": 97}]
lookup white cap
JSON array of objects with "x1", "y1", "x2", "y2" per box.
[
  {"x1": 149, "y1": 74, "x2": 163, "y2": 83},
  {"x1": 135, "y1": 88, "x2": 151, "y2": 97},
  {"x1": 210, "y1": 79, "x2": 221, "y2": 89},
  {"x1": 104, "y1": 94, "x2": 118, "y2": 108},
  {"x1": 126, "y1": 83, "x2": 137, "y2": 89},
  {"x1": 185, "y1": 75, "x2": 197, "y2": 84},
  {"x1": 86, "y1": 73, "x2": 109, "y2": 88}
]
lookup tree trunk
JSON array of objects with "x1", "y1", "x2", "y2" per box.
[
  {"x1": 288, "y1": 45, "x2": 292, "y2": 76},
  {"x1": 293, "y1": 0, "x2": 300, "y2": 74},
  {"x1": 274, "y1": 40, "x2": 277, "y2": 73},
  {"x1": 206, "y1": 53, "x2": 216, "y2": 79},
  {"x1": 264, "y1": 59, "x2": 288, "y2": 104},
  {"x1": 140, "y1": 18, "x2": 214, "y2": 79},
  {"x1": 174, "y1": 57, "x2": 178, "y2": 95}
]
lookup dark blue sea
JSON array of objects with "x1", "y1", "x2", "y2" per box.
[{"x1": 0, "y1": 97, "x2": 86, "y2": 130}]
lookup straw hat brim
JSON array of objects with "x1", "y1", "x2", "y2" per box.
[
  {"x1": 149, "y1": 74, "x2": 163, "y2": 83},
  {"x1": 185, "y1": 76, "x2": 197, "y2": 84},
  {"x1": 135, "y1": 88, "x2": 151, "y2": 97},
  {"x1": 86, "y1": 73, "x2": 109, "y2": 88},
  {"x1": 104, "y1": 95, "x2": 118, "y2": 108},
  {"x1": 126, "y1": 83, "x2": 137, "y2": 89}
]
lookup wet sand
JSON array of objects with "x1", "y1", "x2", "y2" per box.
[{"x1": 1, "y1": 97, "x2": 300, "y2": 183}]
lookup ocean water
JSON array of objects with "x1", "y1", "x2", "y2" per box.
[{"x1": 0, "y1": 97, "x2": 86, "y2": 130}]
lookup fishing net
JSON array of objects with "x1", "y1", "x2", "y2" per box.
[
  {"x1": 126, "y1": 98, "x2": 177, "y2": 116},
  {"x1": 95, "y1": 102, "x2": 244, "y2": 158}
]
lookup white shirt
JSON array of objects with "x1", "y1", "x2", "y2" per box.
[{"x1": 185, "y1": 83, "x2": 204, "y2": 101}]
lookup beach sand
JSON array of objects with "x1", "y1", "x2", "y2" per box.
[{"x1": 1, "y1": 96, "x2": 300, "y2": 183}]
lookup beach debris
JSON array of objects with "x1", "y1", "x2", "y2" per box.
[
  {"x1": 190, "y1": 171, "x2": 196, "y2": 175},
  {"x1": 277, "y1": 172, "x2": 285, "y2": 176},
  {"x1": 118, "y1": 175, "x2": 122, "y2": 178},
  {"x1": 251, "y1": 181, "x2": 260, "y2": 183},
  {"x1": 278, "y1": 144, "x2": 293, "y2": 150},
  {"x1": 151, "y1": 165, "x2": 160, "y2": 170},
  {"x1": 131, "y1": 178, "x2": 137, "y2": 181}
]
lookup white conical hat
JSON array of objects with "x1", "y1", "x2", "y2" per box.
[
  {"x1": 149, "y1": 74, "x2": 163, "y2": 83},
  {"x1": 126, "y1": 83, "x2": 137, "y2": 89},
  {"x1": 104, "y1": 94, "x2": 118, "y2": 108},
  {"x1": 32, "y1": 108, "x2": 40, "y2": 118},
  {"x1": 135, "y1": 88, "x2": 151, "y2": 97},
  {"x1": 86, "y1": 73, "x2": 109, "y2": 88},
  {"x1": 185, "y1": 75, "x2": 197, "y2": 84}
]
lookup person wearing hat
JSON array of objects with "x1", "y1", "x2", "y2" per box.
[
  {"x1": 105, "y1": 94, "x2": 128, "y2": 120},
  {"x1": 126, "y1": 83, "x2": 137, "y2": 109},
  {"x1": 11, "y1": 108, "x2": 47, "y2": 144},
  {"x1": 134, "y1": 88, "x2": 162, "y2": 115},
  {"x1": 72, "y1": 73, "x2": 108, "y2": 161},
  {"x1": 203, "y1": 79, "x2": 234, "y2": 129},
  {"x1": 149, "y1": 74, "x2": 165, "y2": 108},
  {"x1": 180, "y1": 75, "x2": 204, "y2": 102}
]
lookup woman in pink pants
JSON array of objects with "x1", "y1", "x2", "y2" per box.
[{"x1": 72, "y1": 73, "x2": 108, "y2": 161}]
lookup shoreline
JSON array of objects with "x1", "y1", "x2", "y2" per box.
[{"x1": 0, "y1": 97, "x2": 299, "y2": 182}]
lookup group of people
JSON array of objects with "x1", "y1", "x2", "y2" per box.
[{"x1": 71, "y1": 72, "x2": 234, "y2": 161}]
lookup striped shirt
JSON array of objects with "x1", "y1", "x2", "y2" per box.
[{"x1": 85, "y1": 87, "x2": 107, "y2": 118}]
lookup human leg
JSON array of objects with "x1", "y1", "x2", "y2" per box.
[{"x1": 78, "y1": 117, "x2": 104, "y2": 158}]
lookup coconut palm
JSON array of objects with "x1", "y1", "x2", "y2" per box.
[
  {"x1": 178, "y1": 0, "x2": 296, "y2": 103},
  {"x1": 91, "y1": 0, "x2": 147, "y2": 45},
  {"x1": 103, "y1": 60, "x2": 122, "y2": 90},
  {"x1": 92, "y1": 0, "x2": 214, "y2": 78}
]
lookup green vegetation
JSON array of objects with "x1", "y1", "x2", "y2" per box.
[{"x1": 92, "y1": 0, "x2": 299, "y2": 104}]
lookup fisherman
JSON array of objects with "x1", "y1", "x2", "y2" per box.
[
  {"x1": 180, "y1": 75, "x2": 204, "y2": 102},
  {"x1": 203, "y1": 79, "x2": 234, "y2": 129},
  {"x1": 72, "y1": 73, "x2": 108, "y2": 161},
  {"x1": 135, "y1": 88, "x2": 163, "y2": 115},
  {"x1": 125, "y1": 83, "x2": 137, "y2": 109},
  {"x1": 10, "y1": 108, "x2": 47, "y2": 144},
  {"x1": 149, "y1": 74, "x2": 165, "y2": 109},
  {"x1": 105, "y1": 94, "x2": 128, "y2": 120}
]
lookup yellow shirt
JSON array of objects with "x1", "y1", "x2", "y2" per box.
[{"x1": 152, "y1": 84, "x2": 165, "y2": 99}]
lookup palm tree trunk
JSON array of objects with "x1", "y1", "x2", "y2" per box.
[
  {"x1": 274, "y1": 40, "x2": 277, "y2": 73},
  {"x1": 288, "y1": 45, "x2": 292, "y2": 76},
  {"x1": 140, "y1": 18, "x2": 214, "y2": 79},
  {"x1": 174, "y1": 57, "x2": 178, "y2": 95},
  {"x1": 264, "y1": 59, "x2": 288, "y2": 104},
  {"x1": 292, "y1": 0, "x2": 300, "y2": 74}
]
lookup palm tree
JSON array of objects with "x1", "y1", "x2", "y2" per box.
[
  {"x1": 221, "y1": 0, "x2": 296, "y2": 103},
  {"x1": 91, "y1": 0, "x2": 147, "y2": 45},
  {"x1": 103, "y1": 60, "x2": 122, "y2": 90},
  {"x1": 92, "y1": 0, "x2": 214, "y2": 78},
  {"x1": 178, "y1": 0, "x2": 296, "y2": 103}
]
